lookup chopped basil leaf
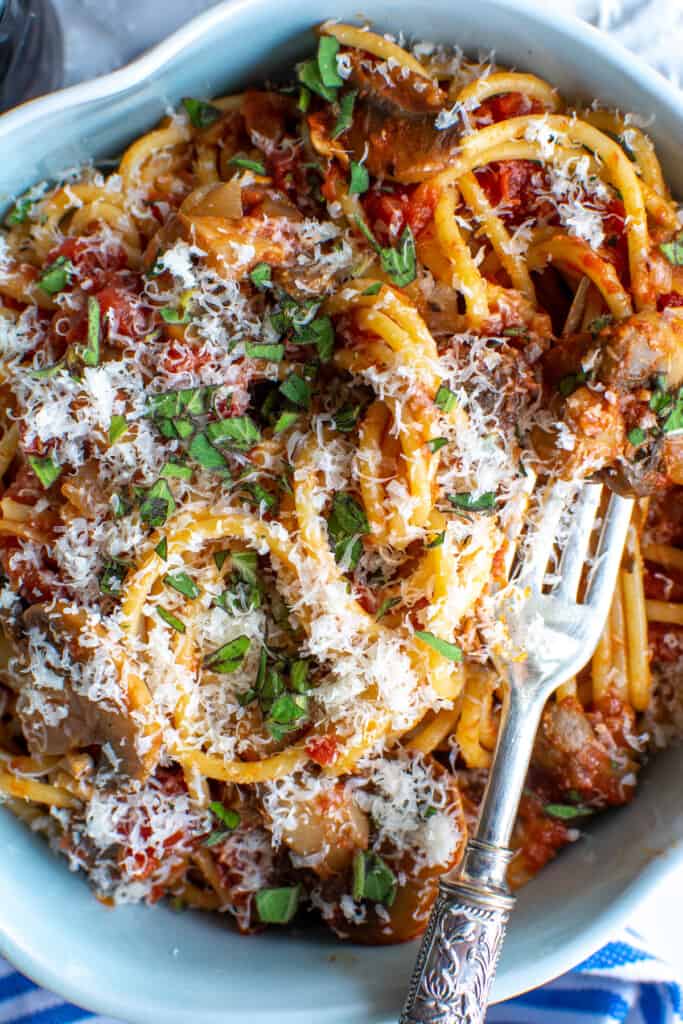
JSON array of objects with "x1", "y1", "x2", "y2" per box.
[
  {"x1": 427, "y1": 531, "x2": 446, "y2": 548},
  {"x1": 660, "y1": 232, "x2": 683, "y2": 266},
  {"x1": 279, "y1": 372, "x2": 311, "y2": 408},
  {"x1": 208, "y1": 801, "x2": 240, "y2": 830},
  {"x1": 297, "y1": 86, "x2": 311, "y2": 112},
  {"x1": 327, "y1": 492, "x2": 369, "y2": 569},
  {"x1": 255, "y1": 885, "x2": 301, "y2": 924},
  {"x1": 213, "y1": 550, "x2": 229, "y2": 572},
  {"x1": 182, "y1": 97, "x2": 221, "y2": 129},
  {"x1": 298, "y1": 56, "x2": 337, "y2": 102},
  {"x1": 229, "y1": 156, "x2": 266, "y2": 175},
  {"x1": 99, "y1": 559, "x2": 129, "y2": 595},
  {"x1": 155, "y1": 537, "x2": 168, "y2": 560},
  {"x1": 650, "y1": 386, "x2": 672, "y2": 415},
  {"x1": 427, "y1": 437, "x2": 448, "y2": 453},
  {"x1": 108, "y1": 415, "x2": 127, "y2": 444},
  {"x1": 269, "y1": 692, "x2": 308, "y2": 725},
  {"x1": 333, "y1": 405, "x2": 361, "y2": 432},
  {"x1": 245, "y1": 341, "x2": 285, "y2": 362},
  {"x1": 352, "y1": 851, "x2": 397, "y2": 906},
  {"x1": 163, "y1": 571, "x2": 200, "y2": 600},
  {"x1": 161, "y1": 461, "x2": 192, "y2": 480},
  {"x1": 174, "y1": 418, "x2": 195, "y2": 439},
  {"x1": 274, "y1": 410, "x2": 299, "y2": 434},
  {"x1": 544, "y1": 802, "x2": 595, "y2": 820},
  {"x1": 414, "y1": 630, "x2": 462, "y2": 662},
  {"x1": 203, "y1": 635, "x2": 251, "y2": 673},
  {"x1": 249, "y1": 262, "x2": 272, "y2": 289},
  {"x1": 361, "y1": 281, "x2": 382, "y2": 296},
  {"x1": 627, "y1": 426, "x2": 646, "y2": 447},
  {"x1": 28, "y1": 453, "x2": 62, "y2": 489},
  {"x1": 244, "y1": 482, "x2": 278, "y2": 513},
  {"x1": 82, "y1": 296, "x2": 100, "y2": 366},
  {"x1": 291, "y1": 314, "x2": 335, "y2": 361},
  {"x1": 449, "y1": 491, "x2": 497, "y2": 513},
  {"x1": 290, "y1": 659, "x2": 309, "y2": 693},
  {"x1": 160, "y1": 305, "x2": 190, "y2": 324},
  {"x1": 112, "y1": 493, "x2": 128, "y2": 518},
  {"x1": 435, "y1": 385, "x2": 457, "y2": 413},
  {"x1": 140, "y1": 479, "x2": 176, "y2": 527},
  {"x1": 317, "y1": 35, "x2": 343, "y2": 88},
  {"x1": 228, "y1": 550, "x2": 257, "y2": 586},
  {"x1": 502, "y1": 325, "x2": 528, "y2": 337},
  {"x1": 206, "y1": 414, "x2": 261, "y2": 450},
  {"x1": 376, "y1": 596, "x2": 400, "y2": 620},
  {"x1": 157, "y1": 606, "x2": 186, "y2": 633},
  {"x1": 558, "y1": 370, "x2": 586, "y2": 397},
  {"x1": 5, "y1": 194, "x2": 35, "y2": 225},
  {"x1": 331, "y1": 89, "x2": 357, "y2": 139},
  {"x1": 349, "y1": 161, "x2": 369, "y2": 196},
  {"x1": 188, "y1": 432, "x2": 229, "y2": 473},
  {"x1": 38, "y1": 255, "x2": 73, "y2": 295},
  {"x1": 355, "y1": 218, "x2": 417, "y2": 287},
  {"x1": 662, "y1": 387, "x2": 683, "y2": 434}
]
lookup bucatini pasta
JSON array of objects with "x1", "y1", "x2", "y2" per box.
[{"x1": 0, "y1": 23, "x2": 682, "y2": 940}]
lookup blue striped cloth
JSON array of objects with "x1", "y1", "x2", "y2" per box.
[{"x1": 0, "y1": 931, "x2": 680, "y2": 1023}]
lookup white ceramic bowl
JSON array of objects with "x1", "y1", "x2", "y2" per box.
[{"x1": 1, "y1": 3, "x2": 682, "y2": 1021}]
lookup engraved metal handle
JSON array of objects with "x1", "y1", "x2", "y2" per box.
[{"x1": 400, "y1": 840, "x2": 515, "y2": 1024}]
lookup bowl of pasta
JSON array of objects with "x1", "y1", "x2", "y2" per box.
[{"x1": 0, "y1": 0, "x2": 682, "y2": 1021}]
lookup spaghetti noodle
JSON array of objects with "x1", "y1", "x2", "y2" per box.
[{"x1": 0, "y1": 23, "x2": 682, "y2": 942}]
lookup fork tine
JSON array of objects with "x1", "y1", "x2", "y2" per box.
[
  {"x1": 554, "y1": 482, "x2": 603, "y2": 601},
  {"x1": 584, "y1": 492, "x2": 633, "y2": 616},
  {"x1": 522, "y1": 480, "x2": 574, "y2": 588}
]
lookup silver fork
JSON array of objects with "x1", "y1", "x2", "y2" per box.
[{"x1": 400, "y1": 482, "x2": 633, "y2": 1024}]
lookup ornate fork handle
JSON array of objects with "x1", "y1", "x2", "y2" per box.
[{"x1": 400, "y1": 840, "x2": 515, "y2": 1024}]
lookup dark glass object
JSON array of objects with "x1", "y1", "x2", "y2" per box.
[{"x1": 0, "y1": 0, "x2": 63, "y2": 112}]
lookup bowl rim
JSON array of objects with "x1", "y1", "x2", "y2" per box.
[{"x1": 1, "y1": 0, "x2": 683, "y2": 1019}]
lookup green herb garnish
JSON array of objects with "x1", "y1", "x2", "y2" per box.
[
  {"x1": 349, "y1": 161, "x2": 369, "y2": 196},
  {"x1": 82, "y1": 296, "x2": 100, "y2": 366},
  {"x1": 352, "y1": 851, "x2": 397, "y2": 906},
  {"x1": 28, "y1": 453, "x2": 62, "y2": 489},
  {"x1": 161, "y1": 461, "x2": 192, "y2": 480},
  {"x1": 188, "y1": 433, "x2": 230, "y2": 473},
  {"x1": 163, "y1": 571, "x2": 200, "y2": 600},
  {"x1": 627, "y1": 426, "x2": 646, "y2": 447},
  {"x1": 435, "y1": 385, "x2": 457, "y2": 413},
  {"x1": 206, "y1": 415, "x2": 261, "y2": 450},
  {"x1": 544, "y1": 802, "x2": 595, "y2": 820},
  {"x1": 157, "y1": 606, "x2": 186, "y2": 633},
  {"x1": 229, "y1": 156, "x2": 267, "y2": 175},
  {"x1": 182, "y1": 97, "x2": 221, "y2": 129},
  {"x1": 274, "y1": 410, "x2": 299, "y2": 434},
  {"x1": 448, "y1": 491, "x2": 496, "y2": 513},
  {"x1": 108, "y1": 415, "x2": 128, "y2": 444},
  {"x1": 279, "y1": 373, "x2": 311, "y2": 408},
  {"x1": 38, "y1": 255, "x2": 73, "y2": 295},
  {"x1": 255, "y1": 885, "x2": 301, "y2": 924},
  {"x1": 331, "y1": 90, "x2": 357, "y2": 139},
  {"x1": 99, "y1": 559, "x2": 129, "y2": 595},
  {"x1": 250, "y1": 263, "x2": 272, "y2": 289},
  {"x1": 376, "y1": 596, "x2": 400, "y2": 620},
  {"x1": 245, "y1": 342, "x2": 285, "y2": 362},
  {"x1": 427, "y1": 437, "x2": 448, "y2": 453},
  {"x1": 327, "y1": 492, "x2": 369, "y2": 570},
  {"x1": 414, "y1": 630, "x2": 462, "y2": 662},
  {"x1": 660, "y1": 232, "x2": 683, "y2": 266},
  {"x1": 203, "y1": 635, "x2": 251, "y2": 673},
  {"x1": 333, "y1": 405, "x2": 361, "y2": 432},
  {"x1": 356, "y1": 217, "x2": 417, "y2": 287},
  {"x1": 140, "y1": 479, "x2": 176, "y2": 527}
]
